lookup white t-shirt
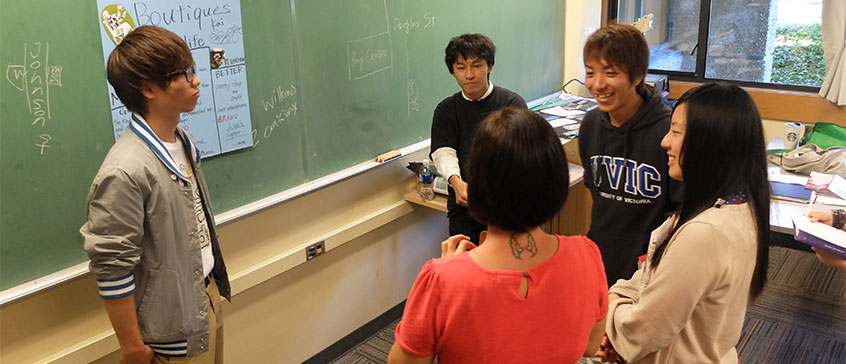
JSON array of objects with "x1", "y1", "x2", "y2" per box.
[{"x1": 163, "y1": 136, "x2": 214, "y2": 278}]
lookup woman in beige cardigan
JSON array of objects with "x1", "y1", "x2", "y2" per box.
[{"x1": 596, "y1": 83, "x2": 770, "y2": 364}]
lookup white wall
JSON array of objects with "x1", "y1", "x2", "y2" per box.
[
  {"x1": 563, "y1": 0, "x2": 602, "y2": 97},
  {"x1": 762, "y1": 118, "x2": 797, "y2": 145}
]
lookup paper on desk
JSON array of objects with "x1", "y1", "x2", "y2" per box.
[
  {"x1": 548, "y1": 118, "x2": 579, "y2": 128},
  {"x1": 540, "y1": 106, "x2": 585, "y2": 118},
  {"x1": 816, "y1": 194, "x2": 846, "y2": 207}
]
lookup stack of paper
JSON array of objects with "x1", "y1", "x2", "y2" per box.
[{"x1": 540, "y1": 106, "x2": 585, "y2": 118}]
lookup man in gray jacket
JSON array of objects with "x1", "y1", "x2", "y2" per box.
[{"x1": 81, "y1": 25, "x2": 230, "y2": 364}]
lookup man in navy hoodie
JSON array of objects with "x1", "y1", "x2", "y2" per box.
[{"x1": 578, "y1": 24, "x2": 681, "y2": 286}]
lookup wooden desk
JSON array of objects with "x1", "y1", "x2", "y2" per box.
[
  {"x1": 403, "y1": 185, "x2": 448, "y2": 213},
  {"x1": 403, "y1": 163, "x2": 584, "y2": 212},
  {"x1": 403, "y1": 163, "x2": 590, "y2": 235}
]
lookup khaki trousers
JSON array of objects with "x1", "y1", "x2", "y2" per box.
[{"x1": 152, "y1": 278, "x2": 224, "y2": 364}]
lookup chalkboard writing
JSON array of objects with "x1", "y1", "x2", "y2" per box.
[
  {"x1": 96, "y1": 0, "x2": 255, "y2": 158},
  {"x1": 0, "y1": 0, "x2": 566, "y2": 292},
  {"x1": 5, "y1": 42, "x2": 64, "y2": 156}
]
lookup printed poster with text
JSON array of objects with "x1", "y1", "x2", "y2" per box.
[{"x1": 96, "y1": 1, "x2": 253, "y2": 157}]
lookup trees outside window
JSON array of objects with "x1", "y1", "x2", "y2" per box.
[{"x1": 611, "y1": 0, "x2": 824, "y2": 90}]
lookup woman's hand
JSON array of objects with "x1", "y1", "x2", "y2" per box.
[
  {"x1": 440, "y1": 234, "x2": 476, "y2": 257},
  {"x1": 594, "y1": 335, "x2": 625, "y2": 363}
]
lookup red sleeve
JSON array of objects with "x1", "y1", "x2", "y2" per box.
[
  {"x1": 394, "y1": 259, "x2": 442, "y2": 357},
  {"x1": 583, "y1": 236, "x2": 609, "y2": 320}
]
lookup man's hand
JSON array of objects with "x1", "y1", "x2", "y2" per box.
[
  {"x1": 448, "y1": 175, "x2": 469, "y2": 207},
  {"x1": 808, "y1": 210, "x2": 834, "y2": 226},
  {"x1": 103, "y1": 294, "x2": 153, "y2": 364},
  {"x1": 812, "y1": 247, "x2": 846, "y2": 270},
  {"x1": 807, "y1": 210, "x2": 846, "y2": 270},
  {"x1": 120, "y1": 344, "x2": 154, "y2": 364},
  {"x1": 440, "y1": 234, "x2": 476, "y2": 257}
]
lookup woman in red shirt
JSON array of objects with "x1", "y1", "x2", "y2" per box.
[{"x1": 388, "y1": 107, "x2": 608, "y2": 364}]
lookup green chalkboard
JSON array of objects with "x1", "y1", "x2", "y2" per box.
[
  {"x1": 295, "y1": 0, "x2": 567, "y2": 177},
  {"x1": 0, "y1": 0, "x2": 566, "y2": 291}
]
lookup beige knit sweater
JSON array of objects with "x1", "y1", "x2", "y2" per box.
[{"x1": 607, "y1": 203, "x2": 758, "y2": 364}]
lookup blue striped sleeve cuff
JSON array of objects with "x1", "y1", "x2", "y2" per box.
[
  {"x1": 97, "y1": 273, "x2": 136, "y2": 299},
  {"x1": 147, "y1": 340, "x2": 188, "y2": 357}
]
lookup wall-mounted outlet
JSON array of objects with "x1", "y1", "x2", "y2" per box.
[{"x1": 306, "y1": 240, "x2": 326, "y2": 261}]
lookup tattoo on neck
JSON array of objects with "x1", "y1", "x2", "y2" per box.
[
  {"x1": 509, "y1": 232, "x2": 539, "y2": 259},
  {"x1": 526, "y1": 233, "x2": 538, "y2": 256}
]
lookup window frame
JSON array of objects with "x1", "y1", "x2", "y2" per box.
[{"x1": 607, "y1": 0, "x2": 823, "y2": 93}]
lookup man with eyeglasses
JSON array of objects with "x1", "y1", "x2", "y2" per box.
[{"x1": 81, "y1": 26, "x2": 230, "y2": 364}]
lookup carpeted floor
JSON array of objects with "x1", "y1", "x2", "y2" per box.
[
  {"x1": 737, "y1": 246, "x2": 845, "y2": 363},
  {"x1": 330, "y1": 246, "x2": 846, "y2": 363}
]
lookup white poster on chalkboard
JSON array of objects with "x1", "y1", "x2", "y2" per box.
[{"x1": 96, "y1": 1, "x2": 253, "y2": 158}]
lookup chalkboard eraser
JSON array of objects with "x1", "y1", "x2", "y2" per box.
[{"x1": 376, "y1": 150, "x2": 402, "y2": 163}]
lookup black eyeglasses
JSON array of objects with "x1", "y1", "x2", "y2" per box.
[{"x1": 164, "y1": 65, "x2": 195, "y2": 83}]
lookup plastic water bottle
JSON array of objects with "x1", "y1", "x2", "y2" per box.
[{"x1": 419, "y1": 159, "x2": 435, "y2": 201}]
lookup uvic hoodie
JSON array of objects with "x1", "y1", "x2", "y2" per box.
[{"x1": 578, "y1": 85, "x2": 681, "y2": 286}]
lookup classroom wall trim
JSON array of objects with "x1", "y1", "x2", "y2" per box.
[
  {"x1": 669, "y1": 80, "x2": 846, "y2": 125},
  {"x1": 5, "y1": 89, "x2": 570, "y2": 305},
  {"x1": 4, "y1": 147, "x2": 436, "y2": 364},
  {"x1": 217, "y1": 140, "x2": 429, "y2": 226},
  {"x1": 33, "y1": 199, "x2": 417, "y2": 363},
  {"x1": 229, "y1": 199, "x2": 415, "y2": 296},
  {"x1": 37, "y1": 329, "x2": 116, "y2": 364},
  {"x1": 0, "y1": 141, "x2": 430, "y2": 306}
]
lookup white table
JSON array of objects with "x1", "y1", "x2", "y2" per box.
[{"x1": 767, "y1": 138, "x2": 844, "y2": 234}]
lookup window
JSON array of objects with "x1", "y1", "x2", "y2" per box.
[{"x1": 610, "y1": 0, "x2": 824, "y2": 91}]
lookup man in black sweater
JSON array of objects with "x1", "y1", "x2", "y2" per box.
[{"x1": 430, "y1": 33, "x2": 526, "y2": 244}]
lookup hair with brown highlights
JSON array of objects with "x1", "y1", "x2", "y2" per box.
[
  {"x1": 583, "y1": 23, "x2": 649, "y2": 87},
  {"x1": 107, "y1": 25, "x2": 194, "y2": 115}
]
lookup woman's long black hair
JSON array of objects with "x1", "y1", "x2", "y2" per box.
[{"x1": 651, "y1": 83, "x2": 770, "y2": 299}]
